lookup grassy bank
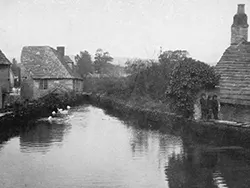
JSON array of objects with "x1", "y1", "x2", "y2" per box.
[{"x1": 89, "y1": 92, "x2": 182, "y2": 127}]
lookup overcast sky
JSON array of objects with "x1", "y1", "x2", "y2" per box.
[{"x1": 0, "y1": 0, "x2": 249, "y2": 64}]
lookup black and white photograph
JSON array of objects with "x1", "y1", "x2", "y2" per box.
[{"x1": 0, "y1": 0, "x2": 250, "y2": 187}]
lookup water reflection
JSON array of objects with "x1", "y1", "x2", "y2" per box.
[
  {"x1": 164, "y1": 143, "x2": 250, "y2": 188},
  {"x1": 213, "y1": 170, "x2": 228, "y2": 188},
  {"x1": 19, "y1": 119, "x2": 71, "y2": 154},
  {"x1": 166, "y1": 145, "x2": 220, "y2": 188},
  {"x1": 1, "y1": 105, "x2": 250, "y2": 187}
]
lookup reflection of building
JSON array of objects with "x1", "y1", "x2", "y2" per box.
[{"x1": 19, "y1": 121, "x2": 70, "y2": 154}]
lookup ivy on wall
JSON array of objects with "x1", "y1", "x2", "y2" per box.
[{"x1": 167, "y1": 58, "x2": 220, "y2": 118}]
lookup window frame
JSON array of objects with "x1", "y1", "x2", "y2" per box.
[{"x1": 39, "y1": 79, "x2": 48, "y2": 90}]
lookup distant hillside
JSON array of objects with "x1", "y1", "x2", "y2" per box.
[
  {"x1": 111, "y1": 57, "x2": 130, "y2": 67},
  {"x1": 98, "y1": 62, "x2": 125, "y2": 77},
  {"x1": 111, "y1": 57, "x2": 158, "y2": 67}
]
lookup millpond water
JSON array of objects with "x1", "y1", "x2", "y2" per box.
[{"x1": 0, "y1": 104, "x2": 250, "y2": 188}]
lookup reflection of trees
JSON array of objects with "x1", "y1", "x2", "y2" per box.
[
  {"x1": 19, "y1": 120, "x2": 71, "y2": 154},
  {"x1": 129, "y1": 120, "x2": 184, "y2": 172},
  {"x1": 129, "y1": 129, "x2": 149, "y2": 157},
  {"x1": 165, "y1": 145, "x2": 219, "y2": 188},
  {"x1": 0, "y1": 118, "x2": 21, "y2": 144}
]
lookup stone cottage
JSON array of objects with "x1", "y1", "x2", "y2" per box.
[
  {"x1": 20, "y1": 46, "x2": 83, "y2": 100},
  {"x1": 211, "y1": 4, "x2": 250, "y2": 122},
  {"x1": 215, "y1": 4, "x2": 250, "y2": 106},
  {"x1": 0, "y1": 50, "x2": 14, "y2": 108}
]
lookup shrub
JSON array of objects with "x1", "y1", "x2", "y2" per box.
[{"x1": 167, "y1": 58, "x2": 220, "y2": 118}]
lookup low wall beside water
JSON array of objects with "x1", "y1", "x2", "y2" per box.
[{"x1": 88, "y1": 93, "x2": 250, "y2": 148}]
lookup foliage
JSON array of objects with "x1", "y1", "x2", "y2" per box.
[
  {"x1": 93, "y1": 48, "x2": 113, "y2": 74},
  {"x1": 84, "y1": 49, "x2": 219, "y2": 119},
  {"x1": 75, "y1": 51, "x2": 93, "y2": 78},
  {"x1": 11, "y1": 58, "x2": 21, "y2": 87},
  {"x1": 124, "y1": 54, "x2": 177, "y2": 100},
  {"x1": 12, "y1": 92, "x2": 86, "y2": 118},
  {"x1": 124, "y1": 59, "x2": 154, "y2": 75},
  {"x1": 84, "y1": 76, "x2": 132, "y2": 99},
  {"x1": 159, "y1": 50, "x2": 189, "y2": 64},
  {"x1": 167, "y1": 58, "x2": 220, "y2": 118}
]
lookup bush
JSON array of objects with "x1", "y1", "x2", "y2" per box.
[
  {"x1": 84, "y1": 50, "x2": 220, "y2": 119},
  {"x1": 84, "y1": 76, "x2": 132, "y2": 99},
  {"x1": 12, "y1": 91, "x2": 85, "y2": 119},
  {"x1": 167, "y1": 58, "x2": 220, "y2": 117}
]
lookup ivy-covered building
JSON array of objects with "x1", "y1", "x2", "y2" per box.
[{"x1": 215, "y1": 4, "x2": 250, "y2": 106}]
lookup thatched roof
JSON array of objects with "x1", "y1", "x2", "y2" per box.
[
  {"x1": 21, "y1": 46, "x2": 82, "y2": 80},
  {"x1": 0, "y1": 50, "x2": 10, "y2": 65},
  {"x1": 215, "y1": 42, "x2": 250, "y2": 105}
]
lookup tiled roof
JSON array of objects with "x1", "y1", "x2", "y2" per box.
[
  {"x1": 21, "y1": 46, "x2": 82, "y2": 80},
  {"x1": 64, "y1": 55, "x2": 73, "y2": 63},
  {"x1": 215, "y1": 42, "x2": 250, "y2": 105},
  {"x1": 0, "y1": 50, "x2": 10, "y2": 65}
]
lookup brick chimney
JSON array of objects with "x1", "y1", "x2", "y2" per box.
[
  {"x1": 57, "y1": 46, "x2": 65, "y2": 58},
  {"x1": 231, "y1": 4, "x2": 249, "y2": 45},
  {"x1": 238, "y1": 4, "x2": 245, "y2": 14}
]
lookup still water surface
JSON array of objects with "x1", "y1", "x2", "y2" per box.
[{"x1": 0, "y1": 105, "x2": 250, "y2": 188}]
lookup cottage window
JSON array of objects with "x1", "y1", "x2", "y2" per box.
[
  {"x1": 39, "y1": 80, "x2": 48, "y2": 89},
  {"x1": 73, "y1": 80, "x2": 81, "y2": 92}
]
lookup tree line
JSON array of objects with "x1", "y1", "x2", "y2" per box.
[
  {"x1": 85, "y1": 49, "x2": 219, "y2": 118},
  {"x1": 75, "y1": 48, "x2": 116, "y2": 77}
]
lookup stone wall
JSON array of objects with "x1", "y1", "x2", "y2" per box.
[
  {"x1": 0, "y1": 66, "x2": 11, "y2": 93},
  {"x1": 0, "y1": 66, "x2": 12, "y2": 109},
  {"x1": 73, "y1": 79, "x2": 83, "y2": 92},
  {"x1": 231, "y1": 27, "x2": 248, "y2": 44},
  {"x1": 32, "y1": 79, "x2": 74, "y2": 99}
]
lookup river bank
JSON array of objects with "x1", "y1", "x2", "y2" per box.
[
  {"x1": 89, "y1": 93, "x2": 183, "y2": 126},
  {"x1": 0, "y1": 92, "x2": 89, "y2": 144},
  {"x1": 89, "y1": 93, "x2": 250, "y2": 147}
]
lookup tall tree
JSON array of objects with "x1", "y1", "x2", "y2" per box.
[
  {"x1": 75, "y1": 51, "x2": 93, "y2": 78},
  {"x1": 93, "y1": 48, "x2": 113, "y2": 74}
]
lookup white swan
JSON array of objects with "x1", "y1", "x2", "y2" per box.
[
  {"x1": 57, "y1": 108, "x2": 68, "y2": 115},
  {"x1": 60, "y1": 110, "x2": 68, "y2": 115},
  {"x1": 48, "y1": 116, "x2": 52, "y2": 122},
  {"x1": 57, "y1": 108, "x2": 63, "y2": 112},
  {"x1": 52, "y1": 111, "x2": 56, "y2": 116}
]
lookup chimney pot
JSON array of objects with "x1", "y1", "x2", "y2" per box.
[{"x1": 238, "y1": 4, "x2": 245, "y2": 14}]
